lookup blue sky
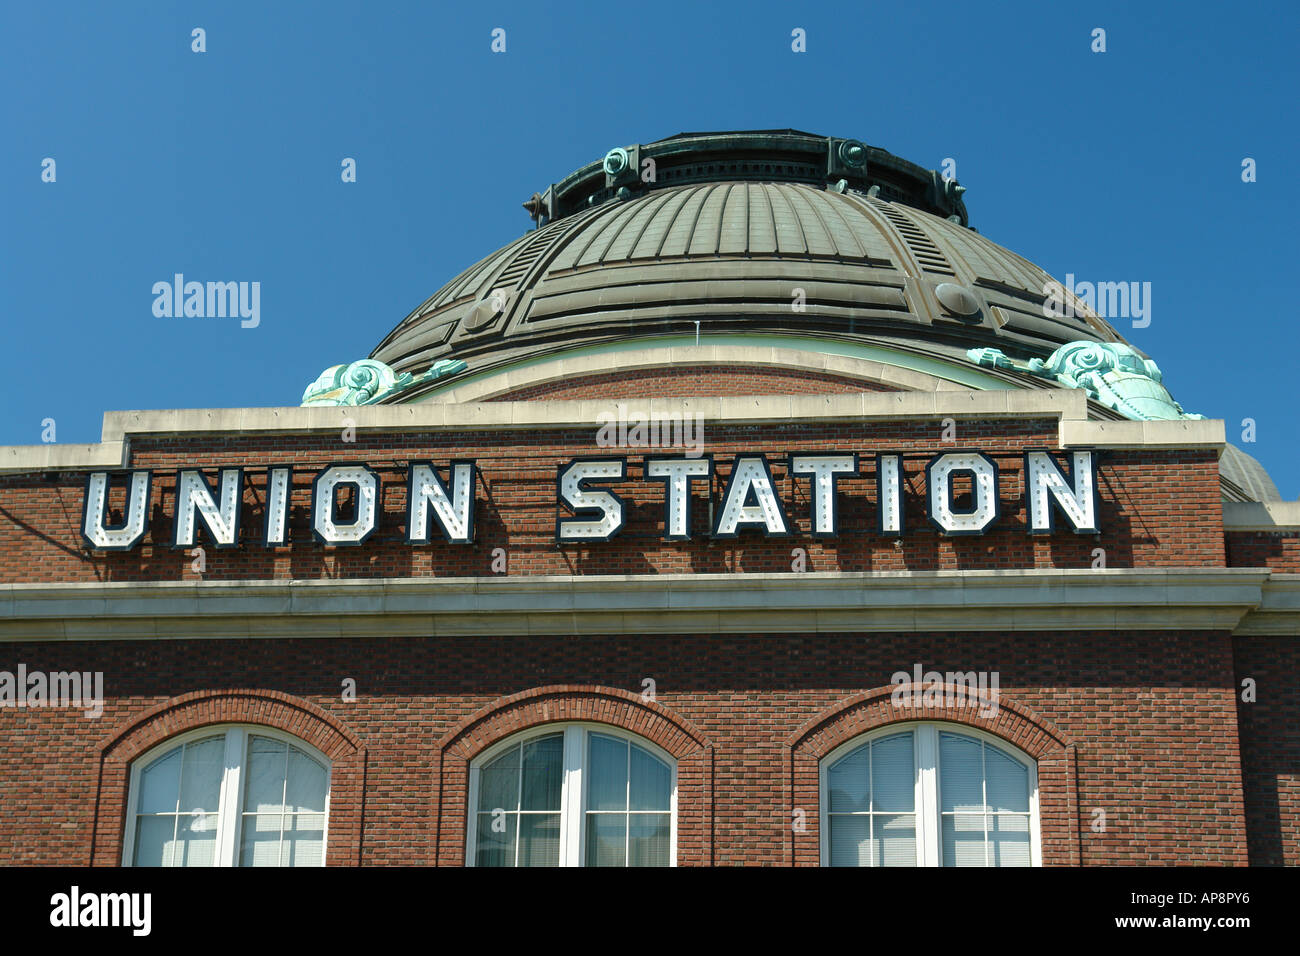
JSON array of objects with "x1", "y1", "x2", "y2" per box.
[{"x1": 3, "y1": 1, "x2": 1297, "y2": 495}]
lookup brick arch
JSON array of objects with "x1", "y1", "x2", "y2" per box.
[
  {"x1": 782, "y1": 684, "x2": 1081, "y2": 866},
  {"x1": 91, "y1": 689, "x2": 367, "y2": 866},
  {"x1": 432, "y1": 684, "x2": 714, "y2": 866}
]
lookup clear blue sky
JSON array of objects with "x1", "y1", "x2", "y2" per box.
[{"x1": 3, "y1": 1, "x2": 1297, "y2": 495}]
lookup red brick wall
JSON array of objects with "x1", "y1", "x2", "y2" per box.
[
  {"x1": 0, "y1": 630, "x2": 1248, "y2": 866},
  {"x1": 0, "y1": 420, "x2": 1226, "y2": 584},
  {"x1": 1226, "y1": 531, "x2": 1300, "y2": 572},
  {"x1": 1234, "y1": 635, "x2": 1300, "y2": 865},
  {"x1": 488, "y1": 366, "x2": 898, "y2": 401}
]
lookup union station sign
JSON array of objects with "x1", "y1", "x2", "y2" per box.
[{"x1": 80, "y1": 450, "x2": 1101, "y2": 551}]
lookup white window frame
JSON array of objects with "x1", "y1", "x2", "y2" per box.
[
  {"x1": 121, "y1": 723, "x2": 332, "y2": 867},
  {"x1": 818, "y1": 721, "x2": 1041, "y2": 867},
  {"x1": 466, "y1": 722, "x2": 678, "y2": 867}
]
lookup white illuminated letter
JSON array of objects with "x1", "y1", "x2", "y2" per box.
[
  {"x1": 264, "y1": 467, "x2": 292, "y2": 546},
  {"x1": 556, "y1": 459, "x2": 626, "y2": 542},
  {"x1": 713, "y1": 455, "x2": 789, "y2": 537},
  {"x1": 1025, "y1": 450, "x2": 1099, "y2": 533},
  {"x1": 877, "y1": 453, "x2": 904, "y2": 535},
  {"x1": 312, "y1": 465, "x2": 380, "y2": 545},
  {"x1": 926, "y1": 452, "x2": 999, "y2": 534},
  {"x1": 644, "y1": 456, "x2": 712, "y2": 540},
  {"x1": 408, "y1": 461, "x2": 476, "y2": 543},
  {"x1": 788, "y1": 454, "x2": 857, "y2": 535},
  {"x1": 173, "y1": 468, "x2": 243, "y2": 547},
  {"x1": 81, "y1": 471, "x2": 151, "y2": 550}
]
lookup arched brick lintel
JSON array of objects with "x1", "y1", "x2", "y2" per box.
[
  {"x1": 782, "y1": 685, "x2": 1082, "y2": 866},
  {"x1": 91, "y1": 689, "x2": 367, "y2": 867},
  {"x1": 432, "y1": 685, "x2": 715, "y2": 866}
]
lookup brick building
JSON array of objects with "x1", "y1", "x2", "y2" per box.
[{"x1": 2, "y1": 130, "x2": 1297, "y2": 867}]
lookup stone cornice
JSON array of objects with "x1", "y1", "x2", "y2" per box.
[
  {"x1": 0, "y1": 388, "x2": 1223, "y2": 475},
  {"x1": 0, "y1": 568, "x2": 1286, "y2": 641},
  {"x1": 1223, "y1": 501, "x2": 1300, "y2": 533}
]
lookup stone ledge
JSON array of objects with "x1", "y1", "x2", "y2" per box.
[
  {"x1": 0, "y1": 387, "x2": 1223, "y2": 474},
  {"x1": 1223, "y1": 501, "x2": 1300, "y2": 532},
  {"x1": 0, "y1": 568, "x2": 1280, "y2": 640}
]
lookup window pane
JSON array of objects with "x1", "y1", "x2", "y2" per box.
[
  {"x1": 137, "y1": 749, "x2": 182, "y2": 814},
  {"x1": 285, "y1": 747, "x2": 328, "y2": 813},
  {"x1": 871, "y1": 733, "x2": 914, "y2": 812},
  {"x1": 475, "y1": 811, "x2": 517, "y2": 867},
  {"x1": 939, "y1": 733, "x2": 984, "y2": 813},
  {"x1": 282, "y1": 813, "x2": 326, "y2": 866},
  {"x1": 587, "y1": 734, "x2": 628, "y2": 811},
  {"x1": 629, "y1": 744, "x2": 671, "y2": 811},
  {"x1": 132, "y1": 816, "x2": 176, "y2": 867},
  {"x1": 520, "y1": 735, "x2": 563, "y2": 812},
  {"x1": 827, "y1": 745, "x2": 870, "y2": 813},
  {"x1": 175, "y1": 813, "x2": 219, "y2": 867},
  {"x1": 990, "y1": 813, "x2": 1031, "y2": 866},
  {"x1": 244, "y1": 736, "x2": 287, "y2": 814},
  {"x1": 827, "y1": 814, "x2": 871, "y2": 867},
  {"x1": 585, "y1": 813, "x2": 627, "y2": 866},
  {"x1": 178, "y1": 737, "x2": 225, "y2": 813},
  {"x1": 942, "y1": 813, "x2": 987, "y2": 866},
  {"x1": 479, "y1": 744, "x2": 521, "y2": 813},
  {"x1": 629, "y1": 813, "x2": 671, "y2": 866},
  {"x1": 239, "y1": 814, "x2": 283, "y2": 867},
  {"x1": 985, "y1": 747, "x2": 1029, "y2": 813},
  {"x1": 874, "y1": 812, "x2": 917, "y2": 866},
  {"x1": 518, "y1": 813, "x2": 561, "y2": 866}
]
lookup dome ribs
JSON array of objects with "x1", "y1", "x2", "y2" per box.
[
  {"x1": 622, "y1": 189, "x2": 679, "y2": 261},
  {"x1": 812, "y1": 189, "x2": 870, "y2": 260},
  {"x1": 655, "y1": 184, "x2": 711, "y2": 259},
  {"x1": 602, "y1": 192, "x2": 667, "y2": 263},
  {"x1": 749, "y1": 182, "x2": 778, "y2": 256},
  {"x1": 782, "y1": 185, "x2": 835, "y2": 256},
  {"x1": 767, "y1": 184, "x2": 809, "y2": 256},
  {"x1": 578, "y1": 196, "x2": 644, "y2": 267},
  {"x1": 369, "y1": 132, "x2": 1141, "y2": 379},
  {"x1": 718, "y1": 183, "x2": 749, "y2": 255},
  {"x1": 631, "y1": 186, "x2": 695, "y2": 261},
  {"x1": 687, "y1": 183, "x2": 730, "y2": 256}
]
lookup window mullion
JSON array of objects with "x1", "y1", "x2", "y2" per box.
[
  {"x1": 279, "y1": 738, "x2": 291, "y2": 867},
  {"x1": 217, "y1": 729, "x2": 245, "y2": 868},
  {"x1": 168, "y1": 743, "x2": 184, "y2": 867},
  {"x1": 560, "y1": 727, "x2": 583, "y2": 867},
  {"x1": 917, "y1": 725, "x2": 939, "y2": 866},
  {"x1": 513, "y1": 743, "x2": 524, "y2": 868},
  {"x1": 981, "y1": 742, "x2": 989, "y2": 867},
  {"x1": 867, "y1": 741, "x2": 874, "y2": 867},
  {"x1": 624, "y1": 741, "x2": 631, "y2": 867}
]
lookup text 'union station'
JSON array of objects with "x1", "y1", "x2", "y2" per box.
[{"x1": 1, "y1": 130, "x2": 1298, "y2": 868}]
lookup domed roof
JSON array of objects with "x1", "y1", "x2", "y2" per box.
[{"x1": 369, "y1": 130, "x2": 1128, "y2": 386}]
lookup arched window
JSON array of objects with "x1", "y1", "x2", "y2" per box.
[
  {"x1": 468, "y1": 723, "x2": 676, "y2": 867},
  {"x1": 820, "y1": 722, "x2": 1040, "y2": 867},
  {"x1": 123, "y1": 725, "x2": 331, "y2": 867}
]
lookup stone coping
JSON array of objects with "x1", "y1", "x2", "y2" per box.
[
  {"x1": 0, "y1": 568, "x2": 1290, "y2": 640},
  {"x1": 0, "y1": 388, "x2": 1224, "y2": 475},
  {"x1": 1222, "y1": 501, "x2": 1300, "y2": 532}
]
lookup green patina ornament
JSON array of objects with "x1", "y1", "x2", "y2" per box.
[
  {"x1": 301, "y1": 358, "x2": 467, "y2": 407},
  {"x1": 967, "y1": 341, "x2": 1203, "y2": 422}
]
